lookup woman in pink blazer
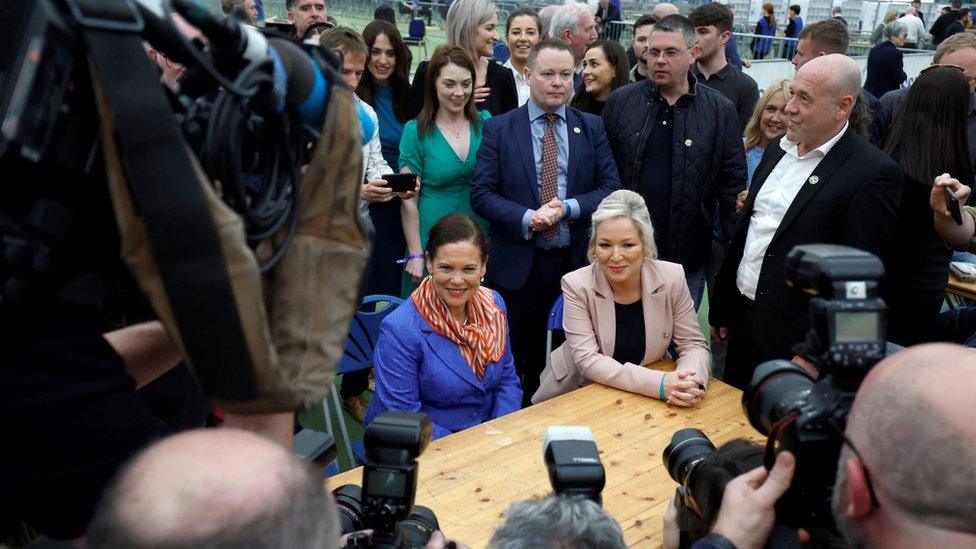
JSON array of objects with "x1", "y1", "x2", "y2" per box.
[{"x1": 532, "y1": 190, "x2": 710, "y2": 405}]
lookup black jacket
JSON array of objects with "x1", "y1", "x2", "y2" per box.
[
  {"x1": 601, "y1": 76, "x2": 747, "y2": 268},
  {"x1": 408, "y1": 60, "x2": 517, "y2": 119},
  {"x1": 710, "y1": 129, "x2": 903, "y2": 362},
  {"x1": 864, "y1": 41, "x2": 906, "y2": 99}
]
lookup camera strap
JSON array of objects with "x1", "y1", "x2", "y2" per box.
[{"x1": 71, "y1": 0, "x2": 259, "y2": 398}]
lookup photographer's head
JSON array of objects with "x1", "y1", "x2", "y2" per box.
[
  {"x1": 488, "y1": 495, "x2": 626, "y2": 549},
  {"x1": 676, "y1": 439, "x2": 763, "y2": 539},
  {"x1": 87, "y1": 429, "x2": 340, "y2": 548},
  {"x1": 833, "y1": 343, "x2": 976, "y2": 547}
]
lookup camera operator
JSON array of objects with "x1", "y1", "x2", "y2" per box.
[
  {"x1": 86, "y1": 429, "x2": 340, "y2": 548},
  {"x1": 697, "y1": 343, "x2": 976, "y2": 548},
  {"x1": 487, "y1": 495, "x2": 627, "y2": 549},
  {"x1": 88, "y1": 428, "x2": 469, "y2": 549},
  {"x1": 661, "y1": 439, "x2": 764, "y2": 549}
]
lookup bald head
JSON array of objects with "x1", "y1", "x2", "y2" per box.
[
  {"x1": 87, "y1": 429, "x2": 339, "y2": 548},
  {"x1": 797, "y1": 54, "x2": 860, "y2": 98},
  {"x1": 846, "y1": 344, "x2": 976, "y2": 534},
  {"x1": 652, "y1": 3, "x2": 679, "y2": 18}
]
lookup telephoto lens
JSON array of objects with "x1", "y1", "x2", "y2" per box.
[
  {"x1": 662, "y1": 429, "x2": 715, "y2": 485},
  {"x1": 332, "y1": 484, "x2": 367, "y2": 534},
  {"x1": 742, "y1": 360, "x2": 816, "y2": 435},
  {"x1": 396, "y1": 505, "x2": 440, "y2": 548}
]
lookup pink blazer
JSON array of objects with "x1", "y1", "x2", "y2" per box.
[{"x1": 532, "y1": 259, "x2": 710, "y2": 403}]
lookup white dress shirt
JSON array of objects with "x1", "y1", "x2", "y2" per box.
[
  {"x1": 736, "y1": 123, "x2": 849, "y2": 300},
  {"x1": 902, "y1": 13, "x2": 929, "y2": 44},
  {"x1": 357, "y1": 97, "x2": 394, "y2": 235},
  {"x1": 503, "y1": 58, "x2": 531, "y2": 107}
]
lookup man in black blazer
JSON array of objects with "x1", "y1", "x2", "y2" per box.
[{"x1": 709, "y1": 54, "x2": 903, "y2": 390}]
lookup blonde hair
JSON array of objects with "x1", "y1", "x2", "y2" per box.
[
  {"x1": 587, "y1": 190, "x2": 658, "y2": 262},
  {"x1": 743, "y1": 79, "x2": 792, "y2": 150},
  {"x1": 883, "y1": 10, "x2": 899, "y2": 24},
  {"x1": 446, "y1": 0, "x2": 498, "y2": 61},
  {"x1": 934, "y1": 32, "x2": 976, "y2": 63}
]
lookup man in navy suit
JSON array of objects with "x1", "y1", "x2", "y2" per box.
[{"x1": 471, "y1": 39, "x2": 621, "y2": 406}]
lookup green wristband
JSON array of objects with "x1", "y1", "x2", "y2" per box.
[{"x1": 659, "y1": 375, "x2": 666, "y2": 400}]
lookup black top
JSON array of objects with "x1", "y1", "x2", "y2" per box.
[
  {"x1": 612, "y1": 299, "x2": 646, "y2": 365},
  {"x1": 864, "y1": 41, "x2": 907, "y2": 99},
  {"x1": 691, "y1": 63, "x2": 760, "y2": 132},
  {"x1": 408, "y1": 60, "x2": 518, "y2": 119},
  {"x1": 884, "y1": 175, "x2": 953, "y2": 345},
  {"x1": 931, "y1": 10, "x2": 957, "y2": 44},
  {"x1": 638, "y1": 95, "x2": 674, "y2": 260}
]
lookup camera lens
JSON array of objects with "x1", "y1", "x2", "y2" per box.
[
  {"x1": 332, "y1": 484, "x2": 366, "y2": 534},
  {"x1": 742, "y1": 360, "x2": 816, "y2": 435},
  {"x1": 662, "y1": 428, "x2": 716, "y2": 485},
  {"x1": 397, "y1": 505, "x2": 439, "y2": 548}
]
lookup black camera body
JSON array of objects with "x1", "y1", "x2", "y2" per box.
[
  {"x1": 743, "y1": 244, "x2": 889, "y2": 527},
  {"x1": 335, "y1": 412, "x2": 439, "y2": 549}
]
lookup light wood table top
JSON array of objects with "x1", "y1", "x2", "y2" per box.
[
  {"x1": 328, "y1": 361, "x2": 760, "y2": 547},
  {"x1": 948, "y1": 273, "x2": 976, "y2": 301}
]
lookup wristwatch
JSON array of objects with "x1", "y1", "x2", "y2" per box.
[{"x1": 699, "y1": 533, "x2": 737, "y2": 549}]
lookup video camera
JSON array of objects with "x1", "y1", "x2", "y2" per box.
[
  {"x1": 742, "y1": 244, "x2": 888, "y2": 527},
  {"x1": 333, "y1": 412, "x2": 440, "y2": 548},
  {"x1": 543, "y1": 426, "x2": 606, "y2": 505},
  {"x1": 0, "y1": 0, "x2": 372, "y2": 411}
]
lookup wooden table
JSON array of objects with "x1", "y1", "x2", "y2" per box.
[
  {"x1": 328, "y1": 363, "x2": 760, "y2": 548},
  {"x1": 947, "y1": 273, "x2": 976, "y2": 301}
]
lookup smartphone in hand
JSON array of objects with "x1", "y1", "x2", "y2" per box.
[
  {"x1": 946, "y1": 187, "x2": 964, "y2": 225},
  {"x1": 382, "y1": 173, "x2": 418, "y2": 193}
]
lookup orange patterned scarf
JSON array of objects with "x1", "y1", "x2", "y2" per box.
[{"x1": 412, "y1": 277, "x2": 507, "y2": 380}]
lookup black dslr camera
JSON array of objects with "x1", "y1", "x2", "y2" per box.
[
  {"x1": 543, "y1": 426, "x2": 606, "y2": 505},
  {"x1": 334, "y1": 412, "x2": 439, "y2": 548},
  {"x1": 743, "y1": 244, "x2": 888, "y2": 527}
]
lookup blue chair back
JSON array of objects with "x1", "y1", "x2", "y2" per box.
[
  {"x1": 337, "y1": 295, "x2": 404, "y2": 375},
  {"x1": 408, "y1": 18, "x2": 426, "y2": 40},
  {"x1": 546, "y1": 294, "x2": 564, "y2": 331}
]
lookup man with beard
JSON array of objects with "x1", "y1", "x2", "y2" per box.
[{"x1": 692, "y1": 343, "x2": 976, "y2": 548}]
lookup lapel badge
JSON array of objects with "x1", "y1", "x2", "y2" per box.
[
  {"x1": 808, "y1": 175, "x2": 819, "y2": 185},
  {"x1": 573, "y1": 126, "x2": 581, "y2": 134},
  {"x1": 684, "y1": 139, "x2": 693, "y2": 147}
]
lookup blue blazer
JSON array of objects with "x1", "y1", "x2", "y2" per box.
[
  {"x1": 469, "y1": 104, "x2": 621, "y2": 290},
  {"x1": 364, "y1": 291, "x2": 523, "y2": 439}
]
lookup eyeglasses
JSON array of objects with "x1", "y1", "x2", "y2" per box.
[
  {"x1": 647, "y1": 48, "x2": 687, "y2": 60},
  {"x1": 921, "y1": 63, "x2": 965, "y2": 75},
  {"x1": 920, "y1": 63, "x2": 976, "y2": 89},
  {"x1": 833, "y1": 421, "x2": 881, "y2": 510}
]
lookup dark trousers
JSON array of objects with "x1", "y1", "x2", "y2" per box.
[
  {"x1": 363, "y1": 200, "x2": 406, "y2": 298},
  {"x1": 723, "y1": 294, "x2": 766, "y2": 390},
  {"x1": 494, "y1": 247, "x2": 572, "y2": 407}
]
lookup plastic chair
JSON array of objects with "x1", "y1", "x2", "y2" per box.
[
  {"x1": 322, "y1": 294, "x2": 403, "y2": 469},
  {"x1": 544, "y1": 294, "x2": 565, "y2": 370},
  {"x1": 403, "y1": 18, "x2": 429, "y2": 59}
]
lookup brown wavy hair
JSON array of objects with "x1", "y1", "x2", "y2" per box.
[
  {"x1": 415, "y1": 45, "x2": 481, "y2": 138},
  {"x1": 357, "y1": 20, "x2": 411, "y2": 122}
]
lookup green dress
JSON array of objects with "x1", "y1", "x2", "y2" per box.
[{"x1": 399, "y1": 110, "x2": 491, "y2": 296}]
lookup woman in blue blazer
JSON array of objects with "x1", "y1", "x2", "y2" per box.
[{"x1": 365, "y1": 213, "x2": 522, "y2": 439}]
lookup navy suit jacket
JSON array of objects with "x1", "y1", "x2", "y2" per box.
[{"x1": 470, "y1": 103, "x2": 622, "y2": 290}]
